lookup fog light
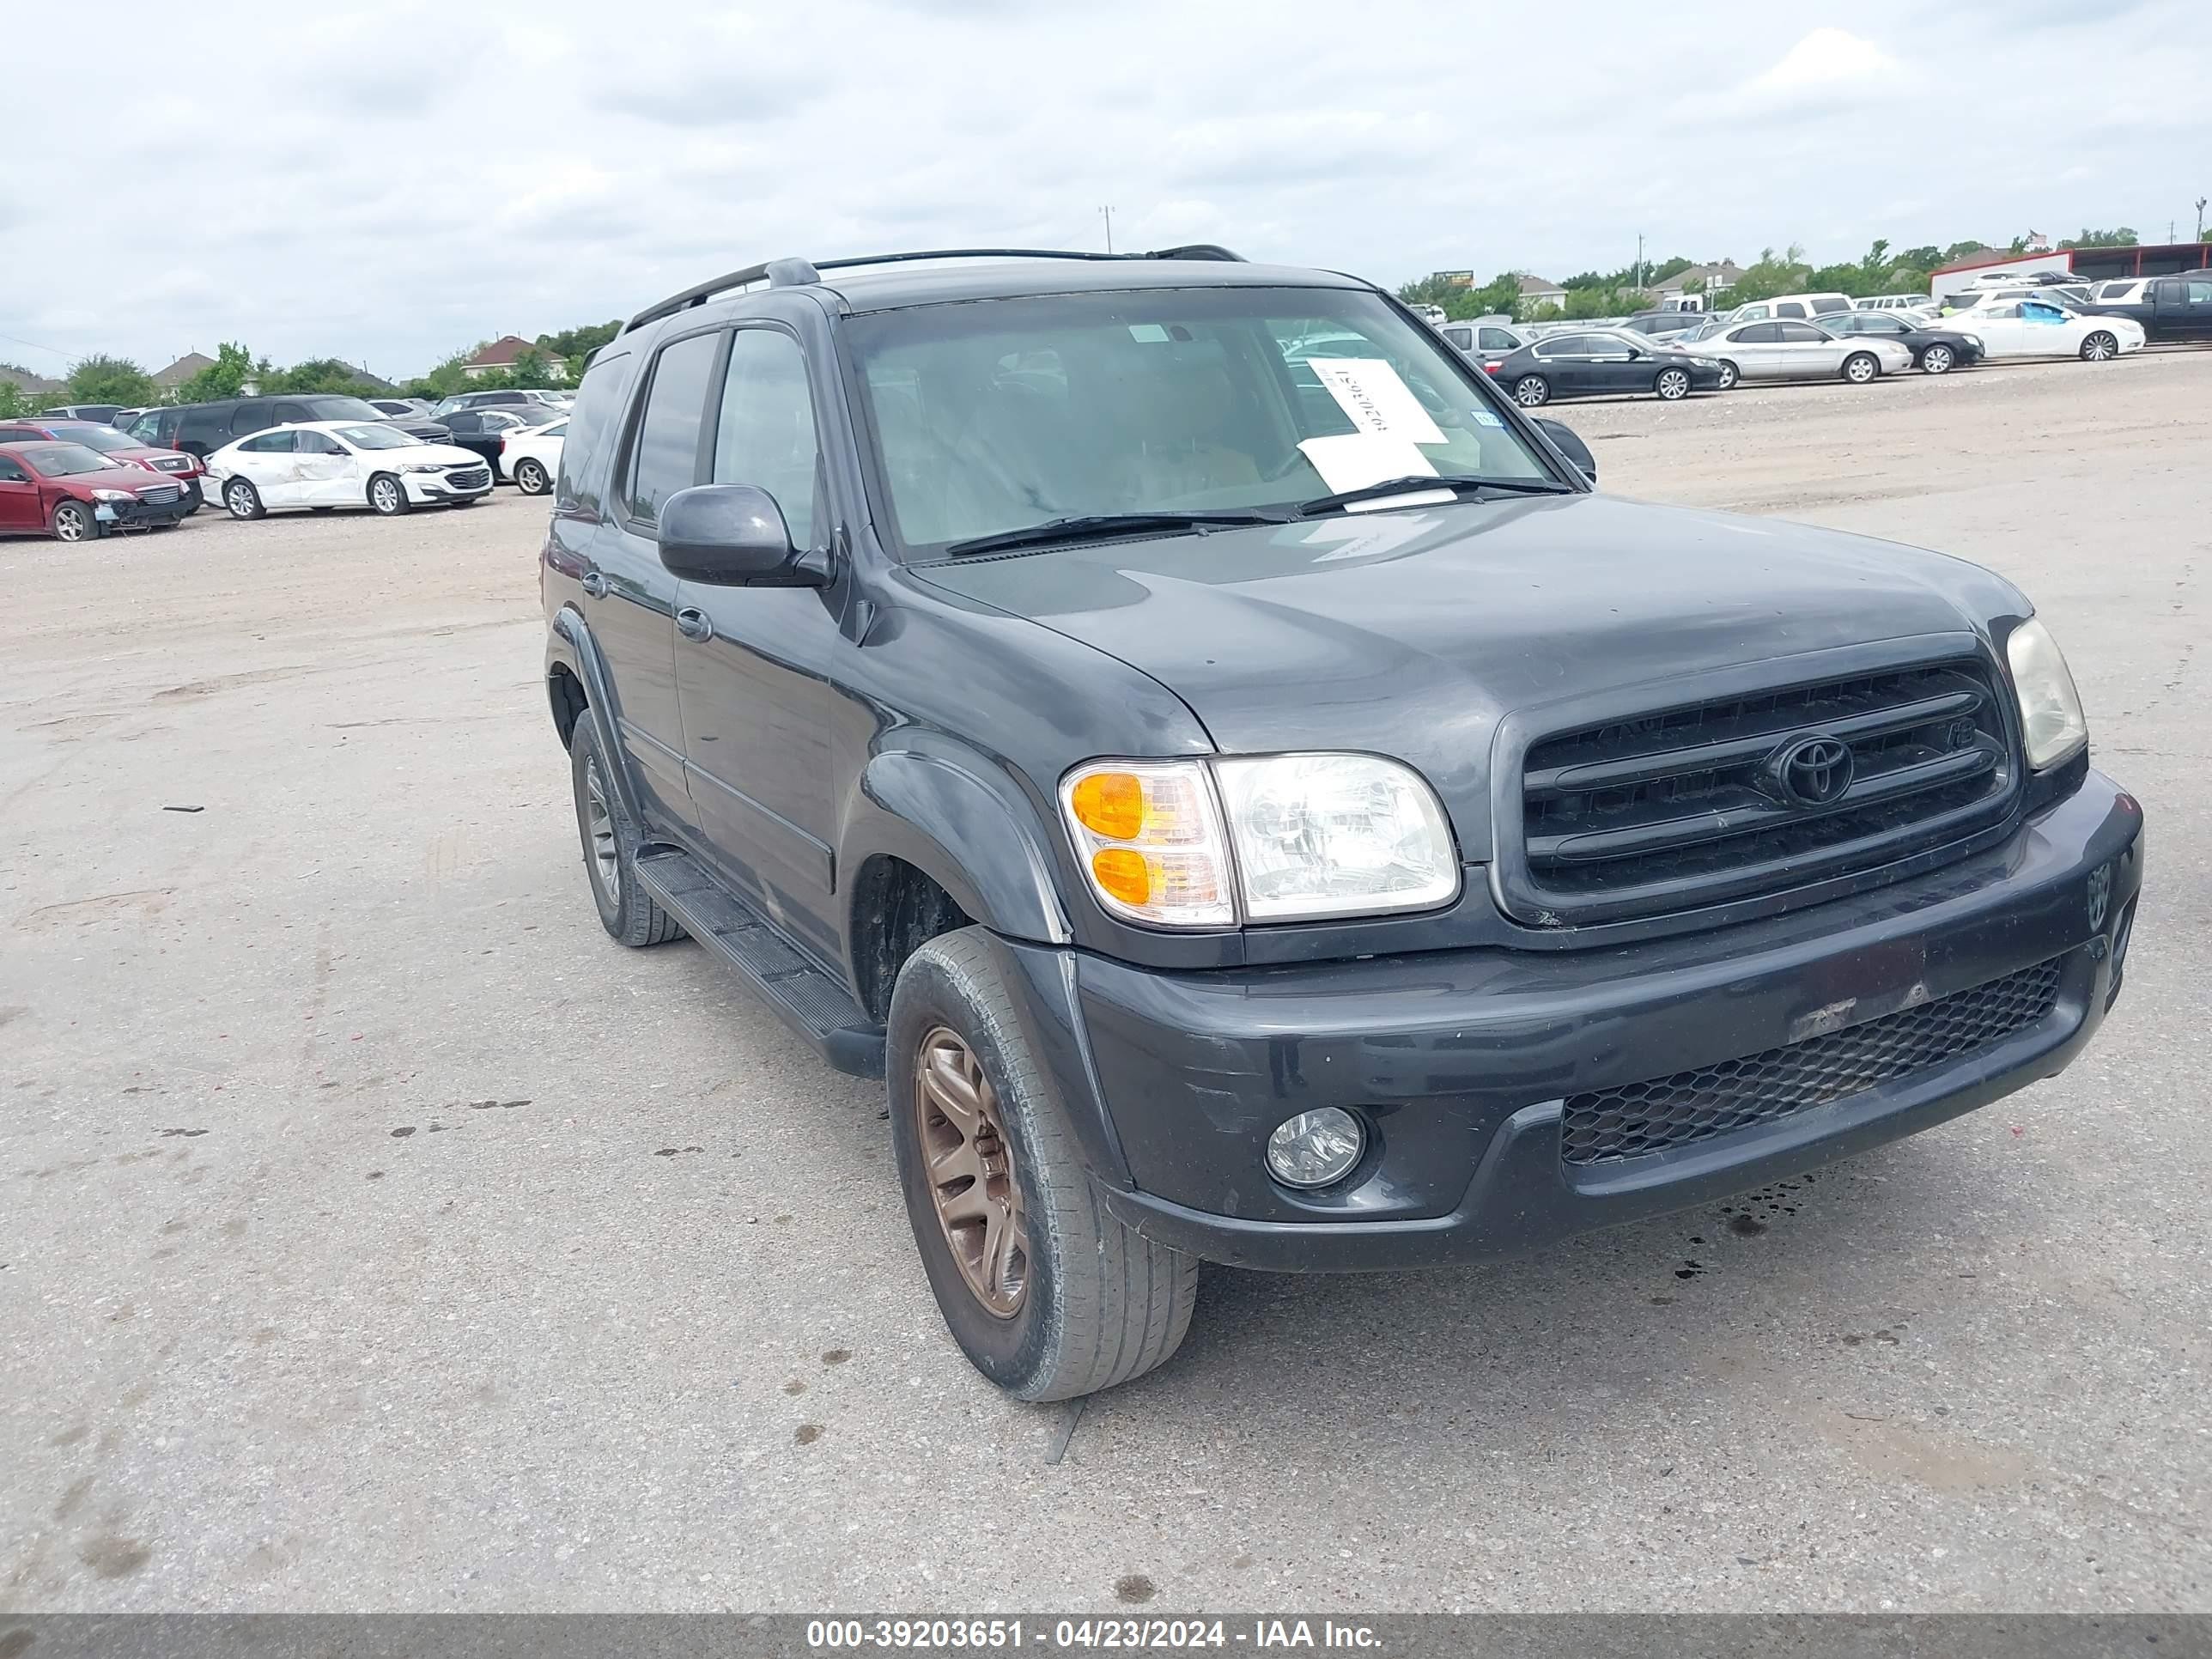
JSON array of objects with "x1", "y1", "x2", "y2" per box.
[{"x1": 1265, "y1": 1108, "x2": 1365, "y2": 1189}]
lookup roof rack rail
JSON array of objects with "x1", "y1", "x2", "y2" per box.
[{"x1": 623, "y1": 244, "x2": 1249, "y2": 334}]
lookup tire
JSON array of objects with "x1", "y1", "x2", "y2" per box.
[
  {"x1": 568, "y1": 714, "x2": 683, "y2": 948},
  {"x1": 224, "y1": 478, "x2": 264, "y2": 520},
  {"x1": 1714, "y1": 360, "x2": 1741, "y2": 390},
  {"x1": 1921, "y1": 343, "x2": 1955, "y2": 374},
  {"x1": 1843, "y1": 352, "x2": 1880, "y2": 384},
  {"x1": 888, "y1": 927, "x2": 1198, "y2": 1401},
  {"x1": 368, "y1": 473, "x2": 410, "y2": 516},
  {"x1": 1654, "y1": 367, "x2": 1692, "y2": 401},
  {"x1": 514, "y1": 458, "x2": 550, "y2": 495},
  {"x1": 1511, "y1": 374, "x2": 1551, "y2": 408},
  {"x1": 50, "y1": 501, "x2": 99, "y2": 543},
  {"x1": 2080, "y1": 331, "x2": 2118, "y2": 362}
]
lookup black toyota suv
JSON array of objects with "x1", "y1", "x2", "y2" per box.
[{"x1": 540, "y1": 246, "x2": 2144, "y2": 1401}]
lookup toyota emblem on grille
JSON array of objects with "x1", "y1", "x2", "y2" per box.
[{"x1": 1769, "y1": 735, "x2": 1855, "y2": 807}]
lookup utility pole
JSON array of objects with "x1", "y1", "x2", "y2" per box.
[
  {"x1": 1101, "y1": 205, "x2": 1115, "y2": 254},
  {"x1": 1636, "y1": 233, "x2": 1644, "y2": 289},
  {"x1": 2197, "y1": 197, "x2": 2208, "y2": 242}
]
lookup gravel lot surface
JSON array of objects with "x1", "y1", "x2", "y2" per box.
[{"x1": 3, "y1": 349, "x2": 2206, "y2": 1613}]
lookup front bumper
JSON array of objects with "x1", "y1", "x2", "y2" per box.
[
  {"x1": 997, "y1": 773, "x2": 2142, "y2": 1272},
  {"x1": 91, "y1": 494, "x2": 191, "y2": 532},
  {"x1": 402, "y1": 467, "x2": 494, "y2": 503}
]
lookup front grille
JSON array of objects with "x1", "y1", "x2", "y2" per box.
[
  {"x1": 151, "y1": 455, "x2": 191, "y2": 472},
  {"x1": 1513, "y1": 659, "x2": 2017, "y2": 925},
  {"x1": 1560, "y1": 956, "x2": 2064, "y2": 1164},
  {"x1": 136, "y1": 484, "x2": 181, "y2": 506},
  {"x1": 445, "y1": 466, "x2": 490, "y2": 489}
]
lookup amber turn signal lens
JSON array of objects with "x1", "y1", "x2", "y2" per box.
[
  {"x1": 1091, "y1": 847, "x2": 1152, "y2": 906},
  {"x1": 1069, "y1": 771, "x2": 1146, "y2": 839}
]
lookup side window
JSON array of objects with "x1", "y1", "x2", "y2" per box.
[
  {"x1": 1533, "y1": 335, "x2": 1585, "y2": 358},
  {"x1": 1809, "y1": 296, "x2": 1849, "y2": 315},
  {"x1": 1775, "y1": 322, "x2": 1826, "y2": 342},
  {"x1": 1478, "y1": 327, "x2": 1518, "y2": 350},
  {"x1": 0, "y1": 425, "x2": 33, "y2": 442},
  {"x1": 1735, "y1": 324, "x2": 1781, "y2": 343},
  {"x1": 554, "y1": 348, "x2": 635, "y2": 514},
  {"x1": 0, "y1": 456, "x2": 27, "y2": 483},
  {"x1": 272, "y1": 401, "x2": 310, "y2": 424},
  {"x1": 296, "y1": 431, "x2": 344, "y2": 455},
  {"x1": 711, "y1": 329, "x2": 823, "y2": 550},
  {"x1": 2188, "y1": 281, "x2": 2212, "y2": 305},
  {"x1": 1735, "y1": 304, "x2": 1768, "y2": 321},
  {"x1": 240, "y1": 431, "x2": 296, "y2": 453},
  {"x1": 1774, "y1": 301, "x2": 1807, "y2": 319},
  {"x1": 229, "y1": 402, "x2": 273, "y2": 438},
  {"x1": 623, "y1": 331, "x2": 722, "y2": 524},
  {"x1": 1441, "y1": 326, "x2": 1472, "y2": 349}
]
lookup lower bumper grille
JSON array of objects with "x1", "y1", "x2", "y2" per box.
[{"x1": 1560, "y1": 955, "x2": 2065, "y2": 1164}]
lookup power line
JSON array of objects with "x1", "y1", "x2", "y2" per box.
[{"x1": 0, "y1": 330, "x2": 74, "y2": 363}]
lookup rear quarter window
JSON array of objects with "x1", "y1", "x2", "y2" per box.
[{"x1": 555, "y1": 349, "x2": 635, "y2": 516}]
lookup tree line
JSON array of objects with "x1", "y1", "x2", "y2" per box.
[
  {"x1": 1400, "y1": 228, "x2": 2143, "y2": 322},
  {"x1": 0, "y1": 320, "x2": 628, "y2": 418}
]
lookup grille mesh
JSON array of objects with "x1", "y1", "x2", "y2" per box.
[{"x1": 1560, "y1": 956, "x2": 2064, "y2": 1164}]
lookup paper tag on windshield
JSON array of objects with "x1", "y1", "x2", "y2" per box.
[
  {"x1": 1297, "y1": 434, "x2": 1443, "y2": 498},
  {"x1": 1311, "y1": 359, "x2": 1447, "y2": 445}
]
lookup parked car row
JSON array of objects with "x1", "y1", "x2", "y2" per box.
[{"x1": 1, "y1": 387, "x2": 571, "y2": 538}]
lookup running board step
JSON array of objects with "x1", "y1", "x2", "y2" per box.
[{"x1": 632, "y1": 849, "x2": 885, "y2": 1079}]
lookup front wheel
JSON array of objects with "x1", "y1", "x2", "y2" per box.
[
  {"x1": 1921, "y1": 343, "x2": 1956, "y2": 374},
  {"x1": 50, "y1": 501, "x2": 98, "y2": 542},
  {"x1": 367, "y1": 473, "x2": 410, "y2": 515},
  {"x1": 1843, "y1": 352, "x2": 1880, "y2": 384},
  {"x1": 224, "y1": 478, "x2": 264, "y2": 520},
  {"x1": 2080, "y1": 331, "x2": 2118, "y2": 362},
  {"x1": 1714, "y1": 360, "x2": 1740, "y2": 390},
  {"x1": 888, "y1": 928, "x2": 1198, "y2": 1401},
  {"x1": 1654, "y1": 367, "x2": 1692, "y2": 401},
  {"x1": 514, "y1": 458, "x2": 550, "y2": 495},
  {"x1": 1511, "y1": 374, "x2": 1551, "y2": 408}
]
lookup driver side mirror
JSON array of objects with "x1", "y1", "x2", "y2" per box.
[
  {"x1": 657, "y1": 483, "x2": 827, "y2": 587},
  {"x1": 1534, "y1": 419, "x2": 1597, "y2": 485}
]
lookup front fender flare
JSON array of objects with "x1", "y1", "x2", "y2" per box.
[{"x1": 848, "y1": 744, "x2": 1070, "y2": 945}]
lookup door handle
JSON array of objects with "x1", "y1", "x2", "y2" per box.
[
  {"x1": 676, "y1": 607, "x2": 713, "y2": 643},
  {"x1": 580, "y1": 570, "x2": 608, "y2": 599}
]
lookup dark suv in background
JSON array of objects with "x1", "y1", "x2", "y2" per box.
[
  {"x1": 128, "y1": 395, "x2": 449, "y2": 457},
  {"x1": 542, "y1": 246, "x2": 2142, "y2": 1401}
]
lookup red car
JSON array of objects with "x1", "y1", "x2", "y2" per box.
[
  {"x1": 0, "y1": 418, "x2": 207, "y2": 512},
  {"x1": 0, "y1": 441, "x2": 194, "y2": 542}
]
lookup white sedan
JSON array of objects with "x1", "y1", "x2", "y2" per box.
[
  {"x1": 204, "y1": 421, "x2": 494, "y2": 520},
  {"x1": 1959, "y1": 300, "x2": 2146, "y2": 362},
  {"x1": 500, "y1": 417, "x2": 566, "y2": 495}
]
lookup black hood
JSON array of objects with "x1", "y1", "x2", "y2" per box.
[{"x1": 914, "y1": 492, "x2": 2027, "y2": 858}]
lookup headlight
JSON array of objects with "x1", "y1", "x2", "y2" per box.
[
  {"x1": 400, "y1": 464, "x2": 442, "y2": 474},
  {"x1": 2006, "y1": 617, "x2": 2088, "y2": 769},
  {"x1": 89, "y1": 489, "x2": 133, "y2": 501},
  {"x1": 1060, "y1": 754, "x2": 1459, "y2": 927},
  {"x1": 1960, "y1": 334, "x2": 1983, "y2": 349}
]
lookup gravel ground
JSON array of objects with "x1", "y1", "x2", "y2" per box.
[{"x1": 2, "y1": 348, "x2": 2206, "y2": 1613}]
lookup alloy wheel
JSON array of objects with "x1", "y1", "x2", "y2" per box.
[
  {"x1": 2083, "y1": 333, "x2": 2116, "y2": 362},
  {"x1": 227, "y1": 482, "x2": 256, "y2": 516},
  {"x1": 1656, "y1": 369, "x2": 1690, "y2": 400},
  {"x1": 1512, "y1": 376, "x2": 1549, "y2": 407},
  {"x1": 914, "y1": 1024, "x2": 1028, "y2": 1318},
  {"x1": 584, "y1": 754, "x2": 620, "y2": 903},
  {"x1": 1846, "y1": 356, "x2": 1877, "y2": 383},
  {"x1": 1923, "y1": 345, "x2": 1954, "y2": 374},
  {"x1": 373, "y1": 478, "x2": 402, "y2": 513},
  {"x1": 52, "y1": 504, "x2": 90, "y2": 542}
]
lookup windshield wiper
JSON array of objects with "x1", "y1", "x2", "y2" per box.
[
  {"x1": 942, "y1": 511, "x2": 1289, "y2": 557},
  {"x1": 1296, "y1": 474, "x2": 1574, "y2": 516}
]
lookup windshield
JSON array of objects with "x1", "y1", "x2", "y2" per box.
[
  {"x1": 302, "y1": 397, "x2": 386, "y2": 421},
  {"x1": 51, "y1": 424, "x2": 135, "y2": 454},
  {"x1": 334, "y1": 423, "x2": 412, "y2": 450},
  {"x1": 19, "y1": 442, "x2": 117, "y2": 477},
  {"x1": 846, "y1": 287, "x2": 1556, "y2": 552}
]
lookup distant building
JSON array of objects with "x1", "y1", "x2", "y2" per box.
[
  {"x1": 154, "y1": 352, "x2": 216, "y2": 391},
  {"x1": 1648, "y1": 261, "x2": 1746, "y2": 302},
  {"x1": 0, "y1": 362, "x2": 64, "y2": 398},
  {"x1": 1515, "y1": 274, "x2": 1567, "y2": 312},
  {"x1": 1929, "y1": 240, "x2": 2212, "y2": 300},
  {"x1": 462, "y1": 336, "x2": 566, "y2": 380}
]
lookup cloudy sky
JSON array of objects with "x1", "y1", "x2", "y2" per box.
[{"x1": 3, "y1": 0, "x2": 2206, "y2": 381}]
